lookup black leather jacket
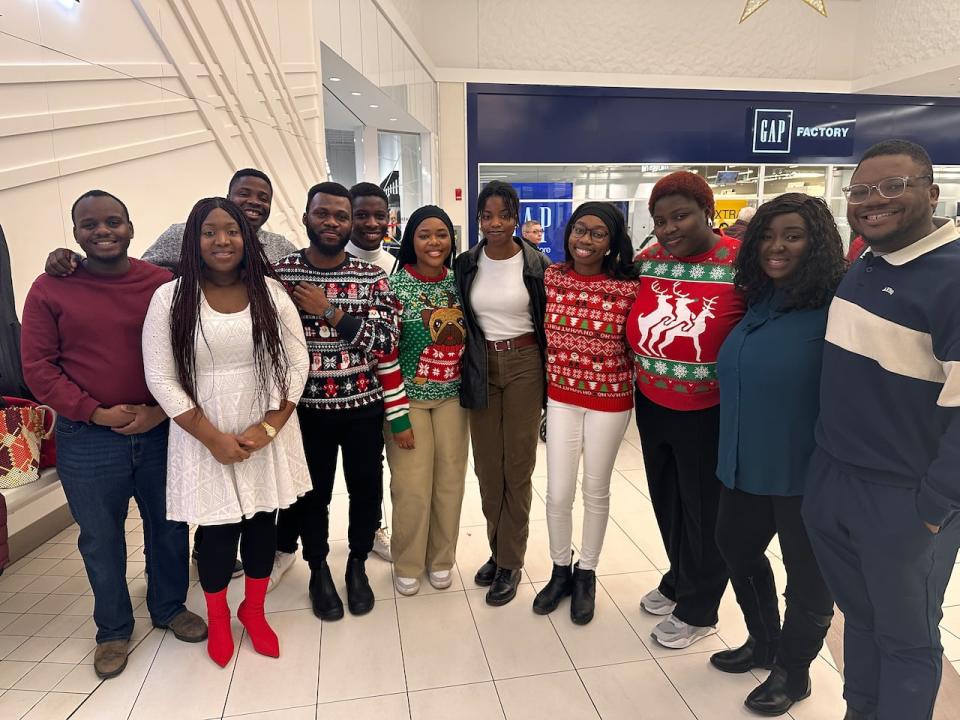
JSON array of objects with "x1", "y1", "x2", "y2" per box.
[{"x1": 454, "y1": 237, "x2": 550, "y2": 410}]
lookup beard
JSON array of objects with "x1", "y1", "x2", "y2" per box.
[{"x1": 307, "y1": 225, "x2": 350, "y2": 256}]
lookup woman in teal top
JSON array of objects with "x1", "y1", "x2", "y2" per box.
[{"x1": 712, "y1": 194, "x2": 847, "y2": 717}]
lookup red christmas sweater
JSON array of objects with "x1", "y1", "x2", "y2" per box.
[
  {"x1": 626, "y1": 232, "x2": 745, "y2": 411},
  {"x1": 544, "y1": 265, "x2": 640, "y2": 412}
]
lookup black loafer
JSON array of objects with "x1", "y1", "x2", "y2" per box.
[
  {"x1": 309, "y1": 561, "x2": 344, "y2": 621},
  {"x1": 474, "y1": 557, "x2": 497, "y2": 587},
  {"x1": 345, "y1": 556, "x2": 375, "y2": 616},
  {"x1": 486, "y1": 567, "x2": 521, "y2": 606}
]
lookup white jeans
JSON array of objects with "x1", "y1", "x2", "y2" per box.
[{"x1": 544, "y1": 398, "x2": 632, "y2": 571}]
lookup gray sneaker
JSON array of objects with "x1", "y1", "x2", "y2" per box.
[
  {"x1": 651, "y1": 614, "x2": 717, "y2": 649},
  {"x1": 640, "y1": 588, "x2": 676, "y2": 616}
]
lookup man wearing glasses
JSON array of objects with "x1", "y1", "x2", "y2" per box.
[{"x1": 802, "y1": 139, "x2": 960, "y2": 720}]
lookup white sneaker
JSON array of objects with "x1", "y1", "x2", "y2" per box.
[
  {"x1": 428, "y1": 569, "x2": 452, "y2": 590},
  {"x1": 640, "y1": 587, "x2": 677, "y2": 616},
  {"x1": 266, "y1": 551, "x2": 297, "y2": 593},
  {"x1": 395, "y1": 576, "x2": 420, "y2": 596},
  {"x1": 651, "y1": 614, "x2": 717, "y2": 649},
  {"x1": 373, "y1": 527, "x2": 393, "y2": 562}
]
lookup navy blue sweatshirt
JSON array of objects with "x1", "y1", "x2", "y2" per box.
[{"x1": 815, "y1": 219, "x2": 960, "y2": 525}]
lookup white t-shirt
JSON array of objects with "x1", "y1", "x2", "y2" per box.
[
  {"x1": 471, "y1": 248, "x2": 534, "y2": 341},
  {"x1": 345, "y1": 240, "x2": 397, "y2": 275}
]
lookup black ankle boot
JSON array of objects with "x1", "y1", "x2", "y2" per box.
[
  {"x1": 532, "y1": 562, "x2": 572, "y2": 615},
  {"x1": 474, "y1": 556, "x2": 497, "y2": 587},
  {"x1": 570, "y1": 563, "x2": 595, "y2": 625},
  {"x1": 309, "y1": 561, "x2": 343, "y2": 620},
  {"x1": 744, "y1": 665, "x2": 810, "y2": 716},
  {"x1": 345, "y1": 556, "x2": 374, "y2": 615},
  {"x1": 711, "y1": 635, "x2": 777, "y2": 674},
  {"x1": 486, "y1": 567, "x2": 521, "y2": 606}
]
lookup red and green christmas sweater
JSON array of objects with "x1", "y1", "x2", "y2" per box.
[
  {"x1": 544, "y1": 265, "x2": 640, "y2": 413},
  {"x1": 625, "y1": 231, "x2": 745, "y2": 411}
]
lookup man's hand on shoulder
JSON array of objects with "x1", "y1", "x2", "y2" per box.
[{"x1": 45, "y1": 248, "x2": 81, "y2": 277}]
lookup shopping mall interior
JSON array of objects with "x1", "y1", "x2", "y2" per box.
[{"x1": 1, "y1": 1, "x2": 960, "y2": 718}]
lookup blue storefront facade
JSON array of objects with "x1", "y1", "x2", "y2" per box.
[{"x1": 466, "y1": 84, "x2": 960, "y2": 252}]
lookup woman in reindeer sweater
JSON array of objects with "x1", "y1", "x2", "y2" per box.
[{"x1": 532, "y1": 202, "x2": 639, "y2": 625}]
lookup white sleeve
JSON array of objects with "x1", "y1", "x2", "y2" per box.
[
  {"x1": 142, "y1": 282, "x2": 198, "y2": 417},
  {"x1": 272, "y1": 280, "x2": 309, "y2": 405}
]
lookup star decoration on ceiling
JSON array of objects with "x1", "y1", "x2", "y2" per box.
[{"x1": 740, "y1": 0, "x2": 828, "y2": 23}]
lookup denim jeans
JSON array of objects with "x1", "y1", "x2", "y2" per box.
[{"x1": 55, "y1": 417, "x2": 188, "y2": 643}]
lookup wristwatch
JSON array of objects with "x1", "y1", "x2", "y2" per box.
[
  {"x1": 322, "y1": 305, "x2": 337, "y2": 322},
  {"x1": 260, "y1": 421, "x2": 277, "y2": 439}
]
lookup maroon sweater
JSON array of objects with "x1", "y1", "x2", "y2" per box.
[{"x1": 21, "y1": 259, "x2": 172, "y2": 422}]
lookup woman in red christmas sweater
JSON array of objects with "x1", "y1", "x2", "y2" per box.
[
  {"x1": 626, "y1": 171, "x2": 746, "y2": 649},
  {"x1": 532, "y1": 202, "x2": 639, "y2": 625}
]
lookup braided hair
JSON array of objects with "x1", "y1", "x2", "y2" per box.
[
  {"x1": 734, "y1": 193, "x2": 846, "y2": 310},
  {"x1": 170, "y1": 197, "x2": 290, "y2": 408}
]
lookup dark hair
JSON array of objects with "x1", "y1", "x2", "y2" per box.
[
  {"x1": 856, "y1": 139, "x2": 934, "y2": 180},
  {"x1": 71, "y1": 190, "x2": 130, "y2": 223},
  {"x1": 562, "y1": 202, "x2": 638, "y2": 280},
  {"x1": 734, "y1": 193, "x2": 846, "y2": 310},
  {"x1": 648, "y1": 171, "x2": 715, "y2": 217},
  {"x1": 228, "y1": 168, "x2": 272, "y2": 193},
  {"x1": 477, "y1": 180, "x2": 520, "y2": 223},
  {"x1": 305, "y1": 181, "x2": 351, "y2": 213},
  {"x1": 349, "y1": 182, "x2": 388, "y2": 205},
  {"x1": 170, "y1": 197, "x2": 290, "y2": 409},
  {"x1": 396, "y1": 205, "x2": 456, "y2": 270}
]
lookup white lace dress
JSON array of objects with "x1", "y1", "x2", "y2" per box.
[{"x1": 142, "y1": 278, "x2": 312, "y2": 525}]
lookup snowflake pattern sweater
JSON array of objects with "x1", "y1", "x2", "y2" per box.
[
  {"x1": 544, "y1": 265, "x2": 639, "y2": 412},
  {"x1": 625, "y1": 232, "x2": 745, "y2": 411},
  {"x1": 379, "y1": 266, "x2": 466, "y2": 433},
  {"x1": 273, "y1": 251, "x2": 400, "y2": 413}
]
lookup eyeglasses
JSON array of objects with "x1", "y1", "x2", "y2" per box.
[
  {"x1": 571, "y1": 224, "x2": 609, "y2": 241},
  {"x1": 841, "y1": 175, "x2": 933, "y2": 204}
]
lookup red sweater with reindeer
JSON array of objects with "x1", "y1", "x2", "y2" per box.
[
  {"x1": 626, "y1": 232, "x2": 745, "y2": 411},
  {"x1": 544, "y1": 265, "x2": 640, "y2": 413}
]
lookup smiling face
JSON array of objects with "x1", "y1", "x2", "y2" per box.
[
  {"x1": 304, "y1": 193, "x2": 352, "y2": 256},
  {"x1": 566, "y1": 214, "x2": 611, "y2": 276},
  {"x1": 413, "y1": 217, "x2": 452, "y2": 275},
  {"x1": 651, "y1": 194, "x2": 715, "y2": 258},
  {"x1": 847, "y1": 154, "x2": 939, "y2": 253},
  {"x1": 199, "y1": 207, "x2": 244, "y2": 275},
  {"x1": 227, "y1": 175, "x2": 272, "y2": 231},
  {"x1": 351, "y1": 195, "x2": 390, "y2": 251},
  {"x1": 72, "y1": 195, "x2": 133, "y2": 265},
  {"x1": 758, "y1": 212, "x2": 810, "y2": 287}
]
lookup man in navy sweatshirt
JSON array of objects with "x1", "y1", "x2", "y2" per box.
[{"x1": 802, "y1": 140, "x2": 960, "y2": 720}]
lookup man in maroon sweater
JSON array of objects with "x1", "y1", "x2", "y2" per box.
[{"x1": 21, "y1": 191, "x2": 206, "y2": 680}]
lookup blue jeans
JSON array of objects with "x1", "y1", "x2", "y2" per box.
[{"x1": 56, "y1": 417, "x2": 188, "y2": 643}]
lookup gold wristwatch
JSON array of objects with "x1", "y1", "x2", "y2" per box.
[{"x1": 260, "y1": 421, "x2": 277, "y2": 439}]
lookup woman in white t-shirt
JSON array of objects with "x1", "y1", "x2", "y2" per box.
[{"x1": 454, "y1": 181, "x2": 550, "y2": 607}]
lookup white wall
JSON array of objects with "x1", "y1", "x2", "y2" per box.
[
  {"x1": 1, "y1": 0, "x2": 326, "y2": 315},
  {"x1": 437, "y1": 82, "x2": 467, "y2": 248}
]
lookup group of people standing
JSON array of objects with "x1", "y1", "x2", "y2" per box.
[{"x1": 17, "y1": 137, "x2": 960, "y2": 720}]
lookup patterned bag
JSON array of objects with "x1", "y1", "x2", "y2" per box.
[{"x1": 0, "y1": 397, "x2": 55, "y2": 489}]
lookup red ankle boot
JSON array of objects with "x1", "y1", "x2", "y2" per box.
[
  {"x1": 237, "y1": 576, "x2": 279, "y2": 658},
  {"x1": 203, "y1": 588, "x2": 234, "y2": 667}
]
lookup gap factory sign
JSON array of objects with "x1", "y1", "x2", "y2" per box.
[{"x1": 751, "y1": 108, "x2": 856, "y2": 156}]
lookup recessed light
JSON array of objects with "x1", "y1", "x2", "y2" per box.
[
  {"x1": 351, "y1": 92, "x2": 362, "y2": 96},
  {"x1": 389, "y1": 117, "x2": 398, "y2": 121},
  {"x1": 328, "y1": 77, "x2": 341, "y2": 82},
  {"x1": 369, "y1": 104, "x2": 379, "y2": 108}
]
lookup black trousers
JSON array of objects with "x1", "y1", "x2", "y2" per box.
[
  {"x1": 803, "y1": 447, "x2": 960, "y2": 720},
  {"x1": 716, "y1": 486, "x2": 834, "y2": 671},
  {"x1": 276, "y1": 406, "x2": 385, "y2": 569},
  {"x1": 634, "y1": 390, "x2": 728, "y2": 627},
  {"x1": 197, "y1": 511, "x2": 277, "y2": 593}
]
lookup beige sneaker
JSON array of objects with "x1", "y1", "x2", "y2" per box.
[
  {"x1": 94, "y1": 639, "x2": 129, "y2": 679},
  {"x1": 428, "y1": 569, "x2": 453, "y2": 590},
  {"x1": 372, "y1": 527, "x2": 392, "y2": 562},
  {"x1": 267, "y1": 551, "x2": 297, "y2": 592}
]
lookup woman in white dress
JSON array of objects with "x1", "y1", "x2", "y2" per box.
[{"x1": 143, "y1": 197, "x2": 310, "y2": 667}]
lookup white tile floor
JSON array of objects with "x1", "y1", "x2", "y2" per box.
[{"x1": 2, "y1": 419, "x2": 959, "y2": 719}]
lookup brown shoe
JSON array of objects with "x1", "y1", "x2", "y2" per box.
[
  {"x1": 94, "y1": 640, "x2": 129, "y2": 679},
  {"x1": 158, "y1": 609, "x2": 208, "y2": 643}
]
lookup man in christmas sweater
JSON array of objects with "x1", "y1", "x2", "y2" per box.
[{"x1": 272, "y1": 182, "x2": 401, "y2": 621}]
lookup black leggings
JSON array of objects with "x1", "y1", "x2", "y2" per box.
[{"x1": 197, "y1": 511, "x2": 277, "y2": 593}]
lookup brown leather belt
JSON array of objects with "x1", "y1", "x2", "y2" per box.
[{"x1": 485, "y1": 333, "x2": 538, "y2": 352}]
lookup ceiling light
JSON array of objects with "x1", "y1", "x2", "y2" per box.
[
  {"x1": 369, "y1": 104, "x2": 379, "y2": 108},
  {"x1": 351, "y1": 92, "x2": 362, "y2": 96},
  {"x1": 389, "y1": 117, "x2": 398, "y2": 121},
  {"x1": 328, "y1": 77, "x2": 341, "y2": 82}
]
